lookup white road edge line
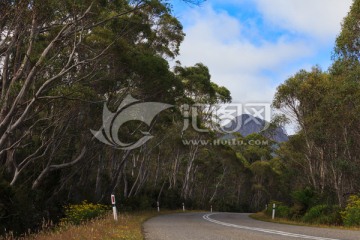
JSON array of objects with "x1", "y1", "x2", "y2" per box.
[{"x1": 202, "y1": 213, "x2": 343, "y2": 240}]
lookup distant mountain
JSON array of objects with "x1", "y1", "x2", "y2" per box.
[{"x1": 222, "y1": 114, "x2": 289, "y2": 143}]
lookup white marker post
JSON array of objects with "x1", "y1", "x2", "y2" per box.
[
  {"x1": 211, "y1": 205, "x2": 213, "y2": 213},
  {"x1": 157, "y1": 201, "x2": 160, "y2": 212},
  {"x1": 111, "y1": 194, "x2": 118, "y2": 221},
  {"x1": 272, "y1": 203, "x2": 276, "y2": 220},
  {"x1": 182, "y1": 202, "x2": 185, "y2": 212}
]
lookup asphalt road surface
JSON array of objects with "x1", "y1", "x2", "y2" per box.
[{"x1": 143, "y1": 212, "x2": 360, "y2": 240}]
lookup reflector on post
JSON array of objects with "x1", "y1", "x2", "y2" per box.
[
  {"x1": 111, "y1": 194, "x2": 118, "y2": 221},
  {"x1": 111, "y1": 194, "x2": 116, "y2": 204}
]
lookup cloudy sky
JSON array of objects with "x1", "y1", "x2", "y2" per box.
[{"x1": 171, "y1": 0, "x2": 353, "y2": 104}]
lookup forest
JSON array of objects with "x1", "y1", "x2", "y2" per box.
[{"x1": 1, "y1": 0, "x2": 360, "y2": 236}]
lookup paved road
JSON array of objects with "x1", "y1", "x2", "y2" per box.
[{"x1": 143, "y1": 212, "x2": 360, "y2": 240}]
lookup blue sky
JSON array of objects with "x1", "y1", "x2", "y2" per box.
[{"x1": 170, "y1": 0, "x2": 353, "y2": 105}]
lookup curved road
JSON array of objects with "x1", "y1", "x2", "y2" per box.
[{"x1": 143, "y1": 212, "x2": 359, "y2": 240}]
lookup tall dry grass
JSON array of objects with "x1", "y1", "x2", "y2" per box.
[{"x1": 2, "y1": 211, "x2": 159, "y2": 240}]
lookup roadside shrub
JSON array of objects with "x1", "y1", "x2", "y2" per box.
[
  {"x1": 265, "y1": 201, "x2": 279, "y2": 216},
  {"x1": 302, "y1": 205, "x2": 342, "y2": 225},
  {"x1": 122, "y1": 194, "x2": 154, "y2": 211},
  {"x1": 341, "y1": 195, "x2": 360, "y2": 227},
  {"x1": 291, "y1": 187, "x2": 318, "y2": 214},
  {"x1": 265, "y1": 201, "x2": 290, "y2": 218},
  {"x1": 61, "y1": 201, "x2": 109, "y2": 225},
  {"x1": 289, "y1": 203, "x2": 304, "y2": 220},
  {"x1": 277, "y1": 205, "x2": 291, "y2": 218}
]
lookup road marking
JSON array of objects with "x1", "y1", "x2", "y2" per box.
[{"x1": 203, "y1": 213, "x2": 342, "y2": 240}]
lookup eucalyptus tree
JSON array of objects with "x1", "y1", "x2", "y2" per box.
[
  {"x1": 0, "y1": 0, "x2": 186, "y2": 189},
  {"x1": 272, "y1": 0, "x2": 360, "y2": 206}
]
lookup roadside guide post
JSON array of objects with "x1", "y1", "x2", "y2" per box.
[
  {"x1": 182, "y1": 202, "x2": 185, "y2": 212},
  {"x1": 211, "y1": 205, "x2": 213, "y2": 213},
  {"x1": 272, "y1": 203, "x2": 276, "y2": 220},
  {"x1": 111, "y1": 194, "x2": 118, "y2": 221},
  {"x1": 157, "y1": 201, "x2": 160, "y2": 212}
]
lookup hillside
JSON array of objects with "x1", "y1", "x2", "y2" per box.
[{"x1": 223, "y1": 114, "x2": 289, "y2": 142}]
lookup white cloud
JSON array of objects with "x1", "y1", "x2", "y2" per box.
[
  {"x1": 175, "y1": 5, "x2": 313, "y2": 103},
  {"x1": 254, "y1": 0, "x2": 352, "y2": 41},
  {"x1": 172, "y1": 1, "x2": 353, "y2": 134}
]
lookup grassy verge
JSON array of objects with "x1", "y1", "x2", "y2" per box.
[
  {"x1": 16, "y1": 210, "x2": 184, "y2": 240},
  {"x1": 250, "y1": 212, "x2": 360, "y2": 231}
]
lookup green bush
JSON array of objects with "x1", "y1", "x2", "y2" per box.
[
  {"x1": 291, "y1": 187, "x2": 318, "y2": 214},
  {"x1": 122, "y1": 194, "x2": 155, "y2": 211},
  {"x1": 302, "y1": 205, "x2": 342, "y2": 225},
  {"x1": 341, "y1": 195, "x2": 360, "y2": 227},
  {"x1": 61, "y1": 201, "x2": 109, "y2": 225},
  {"x1": 277, "y1": 205, "x2": 291, "y2": 218},
  {"x1": 289, "y1": 203, "x2": 304, "y2": 220},
  {"x1": 265, "y1": 201, "x2": 290, "y2": 218}
]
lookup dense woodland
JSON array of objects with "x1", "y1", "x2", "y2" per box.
[{"x1": 1, "y1": 0, "x2": 360, "y2": 235}]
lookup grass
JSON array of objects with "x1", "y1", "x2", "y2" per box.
[
  {"x1": 5, "y1": 210, "x2": 184, "y2": 240},
  {"x1": 250, "y1": 212, "x2": 360, "y2": 231}
]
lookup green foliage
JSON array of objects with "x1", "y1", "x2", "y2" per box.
[
  {"x1": 242, "y1": 134, "x2": 273, "y2": 163},
  {"x1": 61, "y1": 201, "x2": 109, "y2": 225},
  {"x1": 0, "y1": 0, "x2": 238, "y2": 236},
  {"x1": 236, "y1": 152, "x2": 250, "y2": 168},
  {"x1": 265, "y1": 201, "x2": 290, "y2": 218},
  {"x1": 273, "y1": 0, "x2": 360, "y2": 217},
  {"x1": 250, "y1": 161, "x2": 272, "y2": 176},
  {"x1": 6, "y1": 0, "x2": 360, "y2": 236},
  {"x1": 174, "y1": 63, "x2": 231, "y2": 104},
  {"x1": 211, "y1": 82, "x2": 232, "y2": 103},
  {"x1": 160, "y1": 188, "x2": 185, "y2": 209},
  {"x1": 130, "y1": 195, "x2": 152, "y2": 211},
  {"x1": 276, "y1": 205, "x2": 291, "y2": 218},
  {"x1": 291, "y1": 187, "x2": 318, "y2": 214},
  {"x1": 341, "y1": 195, "x2": 360, "y2": 226},
  {"x1": 0, "y1": 179, "x2": 17, "y2": 235},
  {"x1": 335, "y1": 0, "x2": 360, "y2": 60},
  {"x1": 0, "y1": 175, "x2": 67, "y2": 235},
  {"x1": 302, "y1": 205, "x2": 342, "y2": 225}
]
